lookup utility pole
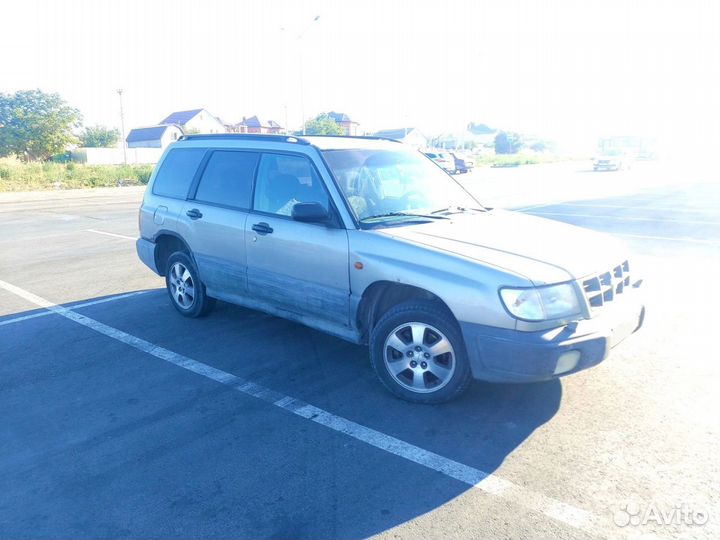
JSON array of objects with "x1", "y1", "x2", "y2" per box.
[{"x1": 117, "y1": 89, "x2": 127, "y2": 164}]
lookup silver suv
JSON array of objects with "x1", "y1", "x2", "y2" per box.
[{"x1": 136, "y1": 134, "x2": 645, "y2": 403}]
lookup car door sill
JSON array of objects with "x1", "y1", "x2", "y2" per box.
[{"x1": 206, "y1": 288, "x2": 362, "y2": 345}]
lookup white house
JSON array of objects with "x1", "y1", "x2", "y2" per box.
[
  {"x1": 126, "y1": 124, "x2": 184, "y2": 148},
  {"x1": 234, "y1": 116, "x2": 285, "y2": 134},
  {"x1": 159, "y1": 109, "x2": 225, "y2": 134},
  {"x1": 373, "y1": 128, "x2": 427, "y2": 149}
]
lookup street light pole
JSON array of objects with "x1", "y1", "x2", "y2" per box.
[
  {"x1": 117, "y1": 89, "x2": 127, "y2": 164},
  {"x1": 297, "y1": 15, "x2": 319, "y2": 135},
  {"x1": 279, "y1": 15, "x2": 319, "y2": 135},
  {"x1": 300, "y1": 47, "x2": 306, "y2": 135}
]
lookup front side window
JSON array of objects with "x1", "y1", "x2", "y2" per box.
[
  {"x1": 152, "y1": 148, "x2": 206, "y2": 199},
  {"x1": 322, "y1": 148, "x2": 481, "y2": 225},
  {"x1": 253, "y1": 153, "x2": 329, "y2": 216},
  {"x1": 194, "y1": 150, "x2": 259, "y2": 209}
]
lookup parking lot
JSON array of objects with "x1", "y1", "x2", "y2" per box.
[{"x1": 1, "y1": 161, "x2": 718, "y2": 539}]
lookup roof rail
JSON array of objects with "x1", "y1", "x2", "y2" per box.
[
  {"x1": 178, "y1": 133, "x2": 311, "y2": 145},
  {"x1": 176, "y1": 133, "x2": 405, "y2": 146},
  {"x1": 301, "y1": 134, "x2": 403, "y2": 143}
]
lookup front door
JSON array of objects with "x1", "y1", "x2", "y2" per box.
[{"x1": 245, "y1": 152, "x2": 350, "y2": 327}]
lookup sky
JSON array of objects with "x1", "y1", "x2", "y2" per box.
[{"x1": 1, "y1": 0, "x2": 719, "y2": 152}]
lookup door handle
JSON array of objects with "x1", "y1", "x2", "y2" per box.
[
  {"x1": 251, "y1": 222, "x2": 273, "y2": 235},
  {"x1": 186, "y1": 208, "x2": 203, "y2": 220}
]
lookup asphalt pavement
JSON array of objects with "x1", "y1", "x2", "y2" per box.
[{"x1": 1, "y1": 161, "x2": 718, "y2": 539}]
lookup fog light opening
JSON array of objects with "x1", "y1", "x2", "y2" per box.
[{"x1": 554, "y1": 350, "x2": 581, "y2": 375}]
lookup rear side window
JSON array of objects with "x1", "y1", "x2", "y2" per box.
[
  {"x1": 152, "y1": 148, "x2": 206, "y2": 199},
  {"x1": 194, "y1": 151, "x2": 259, "y2": 209}
]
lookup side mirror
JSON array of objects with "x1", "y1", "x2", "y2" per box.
[{"x1": 291, "y1": 201, "x2": 329, "y2": 223}]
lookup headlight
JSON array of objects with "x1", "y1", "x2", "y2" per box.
[{"x1": 499, "y1": 283, "x2": 582, "y2": 321}]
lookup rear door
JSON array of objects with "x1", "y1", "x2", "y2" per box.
[
  {"x1": 177, "y1": 149, "x2": 260, "y2": 300},
  {"x1": 143, "y1": 147, "x2": 207, "y2": 235},
  {"x1": 245, "y1": 152, "x2": 350, "y2": 327}
]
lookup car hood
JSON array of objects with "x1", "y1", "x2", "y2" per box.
[{"x1": 374, "y1": 209, "x2": 628, "y2": 285}]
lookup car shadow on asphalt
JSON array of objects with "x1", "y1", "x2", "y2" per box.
[{"x1": 1, "y1": 289, "x2": 562, "y2": 538}]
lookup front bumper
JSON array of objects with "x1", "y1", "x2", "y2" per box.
[
  {"x1": 459, "y1": 297, "x2": 645, "y2": 383},
  {"x1": 136, "y1": 238, "x2": 160, "y2": 275}
]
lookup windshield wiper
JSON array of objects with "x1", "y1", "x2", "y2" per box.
[
  {"x1": 361, "y1": 211, "x2": 449, "y2": 222},
  {"x1": 430, "y1": 205, "x2": 486, "y2": 215}
]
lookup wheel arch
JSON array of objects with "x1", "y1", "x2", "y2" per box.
[
  {"x1": 153, "y1": 231, "x2": 193, "y2": 276},
  {"x1": 356, "y1": 281, "x2": 456, "y2": 343}
]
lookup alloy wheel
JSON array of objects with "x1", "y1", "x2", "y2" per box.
[
  {"x1": 168, "y1": 262, "x2": 195, "y2": 309},
  {"x1": 383, "y1": 322, "x2": 456, "y2": 393}
]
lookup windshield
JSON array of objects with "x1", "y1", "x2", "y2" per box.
[{"x1": 322, "y1": 148, "x2": 482, "y2": 225}]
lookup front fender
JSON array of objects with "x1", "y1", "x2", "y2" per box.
[{"x1": 348, "y1": 230, "x2": 529, "y2": 330}]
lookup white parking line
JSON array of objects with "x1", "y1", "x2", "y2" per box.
[
  {"x1": 537, "y1": 202, "x2": 716, "y2": 214},
  {"x1": 0, "y1": 278, "x2": 613, "y2": 538},
  {"x1": 85, "y1": 229, "x2": 136, "y2": 241},
  {"x1": 525, "y1": 210, "x2": 720, "y2": 226},
  {"x1": 0, "y1": 290, "x2": 154, "y2": 327}
]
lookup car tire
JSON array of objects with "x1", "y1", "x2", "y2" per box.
[
  {"x1": 369, "y1": 300, "x2": 472, "y2": 403},
  {"x1": 165, "y1": 251, "x2": 216, "y2": 318}
]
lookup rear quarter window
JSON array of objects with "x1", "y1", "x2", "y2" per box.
[{"x1": 152, "y1": 148, "x2": 207, "y2": 199}]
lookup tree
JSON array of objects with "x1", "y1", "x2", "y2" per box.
[
  {"x1": 467, "y1": 122, "x2": 495, "y2": 135},
  {"x1": 0, "y1": 89, "x2": 82, "y2": 161},
  {"x1": 530, "y1": 139, "x2": 551, "y2": 152},
  {"x1": 494, "y1": 131, "x2": 523, "y2": 154},
  {"x1": 298, "y1": 113, "x2": 344, "y2": 136},
  {"x1": 81, "y1": 124, "x2": 120, "y2": 147}
]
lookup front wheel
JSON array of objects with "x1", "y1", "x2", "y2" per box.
[
  {"x1": 370, "y1": 301, "x2": 472, "y2": 403},
  {"x1": 165, "y1": 251, "x2": 216, "y2": 318}
]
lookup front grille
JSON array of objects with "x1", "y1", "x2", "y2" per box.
[{"x1": 582, "y1": 260, "x2": 630, "y2": 309}]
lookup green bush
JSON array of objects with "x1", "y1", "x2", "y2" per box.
[
  {"x1": 0, "y1": 157, "x2": 156, "y2": 191},
  {"x1": 137, "y1": 167, "x2": 153, "y2": 184},
  {"x1": 472, "y1": 153, "x2": 570, "y2": 168}
]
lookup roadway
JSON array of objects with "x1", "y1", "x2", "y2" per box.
[{"x1": 1, "y1": 160, "x2": 717, "y2": 538}]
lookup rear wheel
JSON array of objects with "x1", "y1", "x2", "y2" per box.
[
  {"x1": 370, "y1": 301, "x2": 472, "y2": 403},
  {"x1": 165, "y1": 251, "x2": 215, "y2": 317}
]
